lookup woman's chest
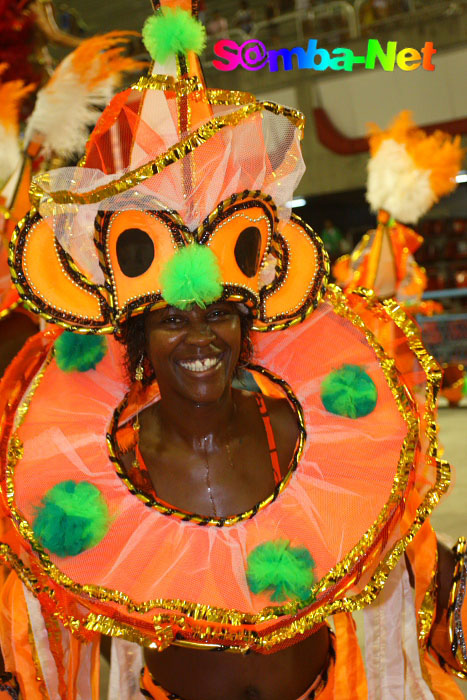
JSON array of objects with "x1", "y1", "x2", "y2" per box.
[{"x1": 138, "y1": 429, "x2": 278, "y2": 518}]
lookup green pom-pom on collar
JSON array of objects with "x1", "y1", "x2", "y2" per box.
[
  {"x1": 246, "y1": 540, "x2": 316, "y2": 603},
  {"x1": 142, "y1": 8, "x2": 206, "y2": 64},
  {"x1": 33, "y1": 481, "x2": 110, "y2": 558},
  {"x1": 54, "y1": 332, "x2": 107, "y2": 373},
  {"x1": 320, "y1": 364, "x2": 377, "y2": 418},
  {"x1": 160, "y1": 244, "x2": 223, "y2": 310}
]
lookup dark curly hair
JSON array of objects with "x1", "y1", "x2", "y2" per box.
[{"x1": 117, "y1": 304, "x2": 254, "y2": 386}]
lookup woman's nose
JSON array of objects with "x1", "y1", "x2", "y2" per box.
[{"x1": 184, "y1": 321, "x2": 215, "y2": 345}]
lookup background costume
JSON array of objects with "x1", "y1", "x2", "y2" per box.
[
  {"x1": 0, "y1": 28, "x2": 146, "y2": 375},
  {"x1": 0, "y1": 1, "x2": 466, "y2": 698},
  {"x1": 333, "y1": 111, "x2": 463, "y2": 316}
]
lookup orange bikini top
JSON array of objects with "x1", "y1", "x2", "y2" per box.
[{"x1": 126, "y1": 393, "x2": 282, "y2": 502}]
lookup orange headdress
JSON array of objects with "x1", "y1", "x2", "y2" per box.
[{"x1": 10, "y1": 0, "x2": 328, "y2": 333}]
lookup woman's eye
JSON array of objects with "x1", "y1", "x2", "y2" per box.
[
  {"x1": 162, "y1": 315, "x2": 184, "y2": 325},
  {"x1": 208, "y1": 309, "x2": 227, "y2": 320}
]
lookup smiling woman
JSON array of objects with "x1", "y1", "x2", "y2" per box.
[
  {"x1": 116, "y1": 302, "x2": 299, "y2": 520},
  {"x1": 1, "y1": 0, "x2": 466, "y2": 698},
  {"x1": 120, "y1": 302, "x2": 254, "y2": 389}
]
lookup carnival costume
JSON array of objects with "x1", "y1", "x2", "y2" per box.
[
  {"x1": 1, "y1": 1, "x2": 466, "y2": 698},
  {"x1": 0, "y1": 31, "x2": 145, "y2": 370},
  {"x1": 333, "y1": 111, "x2": 463, "y2": 316}
]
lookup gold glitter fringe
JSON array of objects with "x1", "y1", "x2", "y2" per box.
[
  {"x1": 132, "y1": 74, "x2": 203, "y2": 95},
  {"x1": 84, "y1": 612, "x2": 167, "y2": 649},
  {"x1": 29, "y1": 102, "x2": 304, "y2": 210},
  {"x1": 131, "y1": 77, "x2": 256, "y2": 109},
  {"x1": 28, "y1": 622, "x2": 49, "y2": 700},
  {"x1": 1, "y1": 286, "x2": 451, "y2": 651}
]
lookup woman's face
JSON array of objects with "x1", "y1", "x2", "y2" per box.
[{"x1": 144, "y1": 302, "x2": 242, "y2": 404}]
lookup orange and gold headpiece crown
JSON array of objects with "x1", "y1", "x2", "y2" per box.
[{"x1": 10, "y1": 0, "x2": 328, "y2": 333}]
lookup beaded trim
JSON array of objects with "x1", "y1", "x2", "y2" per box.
[
  {"x1": 9, "y1": 210, "x2": 112, "y2": 332},
  {"x1": 95, "y1": 191, "x2": 282, "y2": 325},
  {"x1": 11, "y1": 193, "x2": 327, "y2": 333},
  {"x1": 255, "y1": 214, "x2": 329, "y2": 331},
  {"x1": 448, "y1": 537, "x2": 467, "y2": 677},
  {"x1": 107, "y1": 364, "x2": 306, "y2": 527}
]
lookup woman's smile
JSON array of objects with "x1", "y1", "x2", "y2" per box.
[{"x1": 177, "y1": 353, "x2": 224, "y2": 374}]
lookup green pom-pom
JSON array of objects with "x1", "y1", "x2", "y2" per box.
[
  {"x1": 54, "y1": 332, "x2": 107, "y2": 372},
  {"x1": 142, "y1": 9, "x2": 206, "y2": 63},
  {"x1": 33, "y1": 481, "x2": 109, "y2": 557},
  {"x1": 160, "y1": 245, "x2": 223, "y2": 310},
  {"x1": 320, "y1": 364, "x2": 377, "y2": 418},
  {"x1": 246, "y1": 540, "x2": 316, "y2": 603}
]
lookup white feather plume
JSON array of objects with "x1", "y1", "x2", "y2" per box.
[
  {"x1": 24, "y1": 33, "x2": 145, "y2": 161},
  {"x1": 366, "y1": 140, "x2": 434, "y2": 224},
  {"x1": 24, "y1": 66, "x2": 114, "y2": 160}
]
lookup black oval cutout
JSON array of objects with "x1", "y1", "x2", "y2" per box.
[
  {"x1": 116, "y1": 228, "x2": 155, "y2": 278},
  {"x1": 234, "y1": 226, "x2": 261, "y2": 278}
]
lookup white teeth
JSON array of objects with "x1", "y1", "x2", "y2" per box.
[{"x1": 179, "y1": 357, "x2": 220, "y2": 372}]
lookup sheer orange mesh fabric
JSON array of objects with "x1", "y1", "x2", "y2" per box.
[{"x1": 0, "y1": 292, "x2": 443, "y2": 653}]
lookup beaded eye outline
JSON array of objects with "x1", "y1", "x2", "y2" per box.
[
  {"x1": 254, "y1": 213, "x2": 329, "y2": 332},
  {"x1": 11, "y1": 190, "x2": 328, "y2": 333},
  {"x1": 10, "y1": 209, "x2": 112, "y2": 333},
  {"x1": 93, "y1": 190, "x2": 278, "y2": 324}
]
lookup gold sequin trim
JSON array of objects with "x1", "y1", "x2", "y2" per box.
[
  {"x1": 30, "y1": 103, "x2": 303, "y2": 210},
  {"x1": 132, "y1": 74, "x2": 203, "y2": 95},
  {"x1": 27, "y1": 622, "x2": 49, "y2": 700}
]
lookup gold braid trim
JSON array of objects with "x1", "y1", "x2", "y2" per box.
[
  {"x1": 29, "y1": 102, "x2": 303, "y2": 210},
  {"x1": 1, "y1": 287, "x2": 451, "y2": 650},
  {"x1": 107, "y1": 363, "x2": 306, "y2": 527},
  {"x1": 27, "y1": 622, "x2": 49, "y2": 700},
  {"x1": 0, "y1": 300, "x2": 21, "y2": 321},
  {"x1": 132, "y1": 74, "x2": 203, "y2": 95}
]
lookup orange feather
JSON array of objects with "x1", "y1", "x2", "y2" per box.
[{"x1": 367, "y1": 110, "x2": 465, "y2": 199}]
